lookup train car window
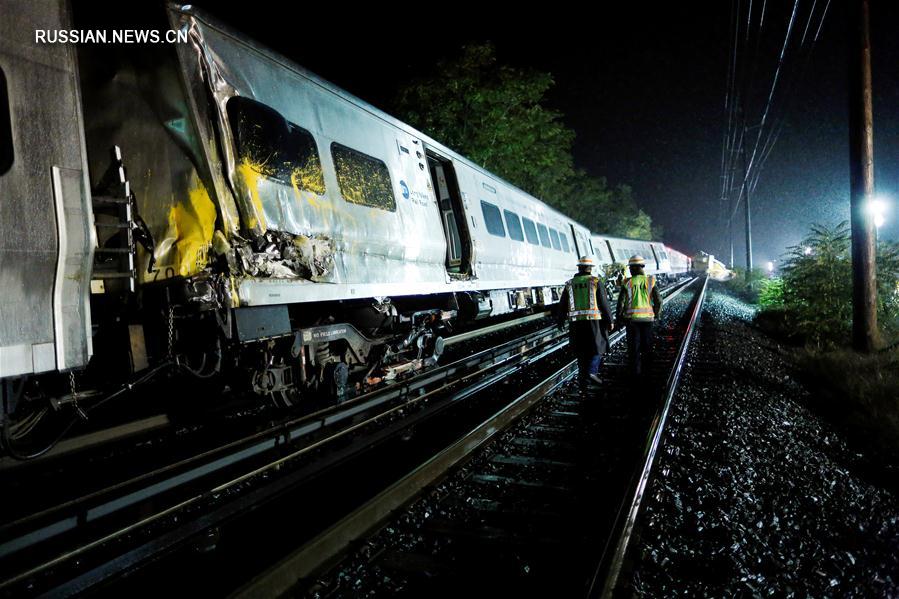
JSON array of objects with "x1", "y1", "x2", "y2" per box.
[
  {"x1": 559, "y1": 232, "x2": 570, "y2": 253},
  {"x1": 227, "y1": 96, "x2": 325, "y2": 194},
  {"x1": 537, "y1": 223, "x2": 551, "y2": 248},
  {"x1": 549, "y1": 228, "x2": 561, "y2": 251},
  {"x1": 332, "y1": 143, "x2": 396, "y2": 212},
  {"x1": 480, "y1": 200, "x2": 506, "y2": 237},
  {"x1": 504, "y1": 210, "x2": 524, "y2": 242},
  {"x1": 0, "y1": 67, "x2": 12, "y2": 175},
  {"x1": 522, "y1": 218, "x2": 540, "y2": 245}
]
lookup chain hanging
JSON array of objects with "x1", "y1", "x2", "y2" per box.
[
  {"x1": 167, "y1": 305, "x2": 175, "y2": 359},
  {"x1": 69, "y1": 371, "x2": 87, "y2": 421}
]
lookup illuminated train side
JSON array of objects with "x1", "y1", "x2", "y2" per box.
[{"x1": 0, "y1": 3, "x2": 697, "y2": 422}]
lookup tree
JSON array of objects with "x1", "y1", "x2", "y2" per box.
[
  {"x1": 766, "y1": 221, "x2": 899, "y2": 348},
  {"x1": 394, "y1": 43, "x2": 654, "y2": 240}
]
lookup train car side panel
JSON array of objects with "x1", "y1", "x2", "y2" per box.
[{"x1": 0, "y1": 0, "x2": 95, "y2": 377}]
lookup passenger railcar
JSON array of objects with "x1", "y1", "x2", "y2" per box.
[
  {"x1": 591, "y1": 235, "x2": 675, "y2": 279},
  {"x1": 0, "y1": 2, "x2": 704, "y2": 456},
  {"x1": 692, "y1": 252, "x2": 731, "y2": 280},
  {"x1": 666, "y1": 247, "x2": 693, "y2": 276},
  {"x1": 0, "y1": 2, "x2": 597, "y2": 416}
]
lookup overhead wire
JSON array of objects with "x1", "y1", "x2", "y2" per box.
[
  {"x1": 729, "y1": 0, "x2": 802, "y2": 222},
  {"x1": 747, "y1": 0, "x2": 832, "y2": 197}
]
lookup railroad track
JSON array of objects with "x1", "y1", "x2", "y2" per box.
[
  {"x1": 233, "y1": 276, "x2": 706, "y2": 598},
  {"x1": 0, "y1": 310, "x2": 566, "y2": 595},
  {"x1": 0, "y1": 278, "x2": 694, "y2": 597}
]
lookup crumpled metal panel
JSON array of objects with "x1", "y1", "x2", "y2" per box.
[
  {"x1": 168, "y1": 6, "x2": 452, "y2": 295},
  {"x1": 79, "y1": 41, "x2": 220, "y2": 282},
  {"x1": 0, "y1": 0, "x2": 95, "y2": 376}
]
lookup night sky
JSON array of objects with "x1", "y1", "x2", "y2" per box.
[{"x1": 85, "y1": 1, "x2": 899, "y2": 266}]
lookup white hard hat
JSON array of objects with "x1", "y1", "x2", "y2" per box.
[
  {"x1": 577, "y1": 256, "x2": 595, "y2": 267},
  {"x1": 628, "y1": 255, "x2": 646, "y2": 266}
]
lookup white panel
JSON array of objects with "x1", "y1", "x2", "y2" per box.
[
  {"x1": 0, "y1": 345, "x2": 34, "y2": 377},
  {"x1": 32, "y1": 342, "x2": 56, "y2": 372},
  {"x1": 52, "y1": 166, "x2": 95, "y2": 371}
]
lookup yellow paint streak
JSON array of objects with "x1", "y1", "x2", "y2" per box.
[
  {"x1": 166, "y1": 181, "x2": 217, "y2": 277},
  {"x1": 236, "y1": 160, "x2": 268, "y2": 231},
  {"x1": 290, "y1": 167, "x2": 320, "y2": 208}
]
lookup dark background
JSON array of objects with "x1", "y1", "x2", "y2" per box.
[{"x1": 76, "y1": 1, "x2": 899, "y2": 266}]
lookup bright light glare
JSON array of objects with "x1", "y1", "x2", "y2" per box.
[
  {"x1": 766, "y1": 261, "x2": 774, "y2": 272},
  {"x1": 803, "y1": 246, "x2": 812, "y2": 255},
  {"x1": 866, "y1": 196, "x2": 888, "y2": 228}
]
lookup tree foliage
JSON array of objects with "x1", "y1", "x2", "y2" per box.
[
  {"x1": 394, "y1": 44, "x2": 655, "y2": 240},
  {"x1": 761, "y1": 222, "x2": 899, "y2": 348}
]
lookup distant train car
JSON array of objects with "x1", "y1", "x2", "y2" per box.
[
  {"x1": 591, "y1": 235, "x2": 674, "y2": 279},
  {"x1": 667, "y1": 247, "x2": 693, "y2": 276},
  {"x1": 693, "y1": 252, "x2": 731, "y2": 280}
]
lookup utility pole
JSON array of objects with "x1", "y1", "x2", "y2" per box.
[
  {"x1": 728, "y1": 213, "x2": 734, "y2": 268},
  {"x1": 848, "y1": 0, "x2": 878, "y2": 352},
  {"x1": 741, "y1": 133, "x2": 753, "y2": 271}
]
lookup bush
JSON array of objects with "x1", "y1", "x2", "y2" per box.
[
  {"x1": 723, "y1": 267, "x2": 768, "y2": 303},
  {"x1": 757, "y1": 221, "x2": 899, "y2": 349},
  {"x1": 757, "y1": 277, "x2": 785, "y2": 309}
]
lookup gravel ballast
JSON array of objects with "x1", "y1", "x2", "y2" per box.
[{"x1": 630, "y1": 287, "x2": 899, "y2": 597}]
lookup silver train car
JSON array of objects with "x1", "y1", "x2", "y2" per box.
[
  {"x1": 666, "y1": 247, "x2": 693, "y2": 276},
  {"x1": 590, "y1": 234, "x2": 680, "y2": 280},
  {"x1": 1, "y1": 2, "x2": 600, "y2": 413},
  {"x1": 0, "y1": 2, "x2": 703, "y2": 446}
]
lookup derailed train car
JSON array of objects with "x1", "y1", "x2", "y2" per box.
[
  {"x1": 693, "y1": 252, "x2": 731, "y2": 281},
  {"x1": 666, "y1": 247, "x2": 693, "y2": 277},
  {"x1": 0, "y1": 2, "x2": 599, "y2": 419}
]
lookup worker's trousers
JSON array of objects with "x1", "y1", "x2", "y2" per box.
[
  {"x1": 625, "y1": 320, "x2": 654, "y2": 375},
  {"x1": 576, "y1": 354, "x2": 603, "y2": 382}
]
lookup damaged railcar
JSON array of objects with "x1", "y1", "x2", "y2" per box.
[{"x1": 1, "y1": 1, "x2": 592, "y2": 428}]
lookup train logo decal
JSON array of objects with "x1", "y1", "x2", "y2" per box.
[{"x1": 399, "y1": 180, "x2": 410, "y2": 199}]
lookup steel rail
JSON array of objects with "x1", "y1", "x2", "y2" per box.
[{"x1": 591, "y1": 275, "x2": 709, "y2": 598}]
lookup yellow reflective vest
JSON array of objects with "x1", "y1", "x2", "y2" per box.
[
  {"x1": 566, "y1": 274, "x2": 602, "y2": 321},
  {"x1": 623, "y1": 274, "x2": 656, "y2": 321}
]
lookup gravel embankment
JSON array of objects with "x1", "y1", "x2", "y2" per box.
[{"x1": 630, "y1": 287, "x2": 899, "y2": 597}]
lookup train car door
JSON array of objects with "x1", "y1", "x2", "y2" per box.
[
  {"x1": 605, "y1": 240, "x2": 617, "y2": 263},
  {"x1": 649, "y1": 244, "x2": 661, "y2": 270},
  {"x1": 426, "y1": 150, "x2": 472, "y2": 275},
  {"x1": 569, "y1": 225, "x2": 591, "y2": 259}
]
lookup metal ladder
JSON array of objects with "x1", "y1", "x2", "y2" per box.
[{"x1": 90, "y1": 146, "x2": 138, "y2": 293}]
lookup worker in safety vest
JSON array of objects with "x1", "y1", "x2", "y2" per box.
[
  {"x1": 558, "y1": 256, "x2": 614, "y2": 388},
  {"x1": 615, "y1": 255, "x2": 663, "y2": 375}
]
